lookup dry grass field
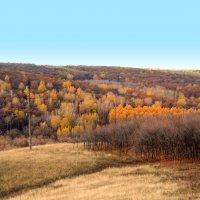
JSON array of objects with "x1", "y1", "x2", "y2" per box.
[
  {"x1": 0, "y1": 143, "x2": 124, "y2": 199},
  {"x1": 0, "y1": 144, "x2": 199, "y2": 200}
]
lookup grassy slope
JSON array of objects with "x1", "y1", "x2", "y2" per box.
[
  {"x1": 0, "y1": 143, "x2": 125, "y2": 199},
  {"x1": 0, "y1": 144, "x2": 199, "y2": 200},
  {"x1": 9, "y1": 164, "x2": 200, "y2": 200}
]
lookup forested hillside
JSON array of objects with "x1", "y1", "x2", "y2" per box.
[{"x1": 0, "y1": 63, "x2": 199, "y2": 160}]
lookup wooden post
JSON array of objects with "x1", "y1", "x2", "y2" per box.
[{"x1": 27, "y1": 79, "x2": 32, "y2": 150}]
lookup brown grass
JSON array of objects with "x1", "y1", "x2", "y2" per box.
[
  {"x1": 8, "y1": 162, "x2": 200, "y2": 200},
  {"x1": 0, "y1": 143, "x2": 124, "y2": 199},
  {"x1": 0, "y1": 143, "x2": 199, "y2": 200}
]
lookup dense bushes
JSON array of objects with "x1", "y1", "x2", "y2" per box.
[
  {"x1": 0, "y1": 136, "x2": 54, "y2": 150},
  {"x1": 83, "y1": 113, "x2": 200, "y2": 161}
]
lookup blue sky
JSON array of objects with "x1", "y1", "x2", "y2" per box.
[{"x1": 0, "y1": 0, "x2": 199, "y2": 69}]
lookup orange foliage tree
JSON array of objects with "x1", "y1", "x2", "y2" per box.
[{"x1": 109, "y1": 105, "x2": 199, "y2": 123}]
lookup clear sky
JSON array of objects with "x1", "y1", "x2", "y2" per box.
[{"x1": 0, "y1": 0, "x2": 199, "y2": 69}]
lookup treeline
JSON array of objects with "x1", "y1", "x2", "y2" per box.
[{"x1": 83, "y1": 112, "x2": 200, "y2": 161}]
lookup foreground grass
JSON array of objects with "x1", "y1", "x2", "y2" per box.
[
  {"x1": 0, "y1": 143, "x2": 199, "y2": 200},
  {"x1": 8, "y1": 162, "x2": 200, "y2": 200},
  {"x1": 0, "y1": 143, "x2": 125, "y2": 199}
]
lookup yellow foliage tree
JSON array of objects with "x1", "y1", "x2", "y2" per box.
[
  {"x1": 67, "y1": 73, "x2": 74, "y2": 80},
  {"x1": 176, "y1": 97, "x2": 187, "y2": 108},
  {"x1": 47, "y1": 82, "x2": 53, "y2": 88},
  {"x1": 0, "y1": 80, "x2": 11, "y2": 91},
  {"x1": 4, "y1": 75, "x2": 10, "y2": 82},
  {"x1": 79, "y1": 113, "x2": 98, "y2": 129},
  {"x1": 38, "y1": 103, "x2": 47, "y2": 113},
  {"x1": 76, "y1": 88, "x2": 82, "y2": 97},
  {"x1": 64, "y1": 93, "x2": 76, "y2": 102},
  {"x1": 50, "y1": 115, "x2": 61, "y2": 129},
  {"x1": 153, "y1": 101, "x2": 162, "y2": 108},
  {"x1": 60, "y1": 102, "x2": 75, "y2": 114},
  {"x1": 34, "y1": 94, "x2": 43, "y2": 106},
  {"x1": 132, "y1": 98, "x2": 144, "y2": 107},
  {"x1": 12, "y1": 97, "x2": 20, "y2": 105},
  {"x1": 50, "y1": 89, "x2": 57, "y2": 100},
  {"x1": 79, "y1": 99, "x2": 97, "y2": 113},
  {"x1": 24, "y1": 86, "x2": 29, "y2": 96},
  {"x1": 93, "y1": 74, "x2": 99, "y2": 80},
  {"x1": 57, "y1": 127, "x2": 70, "y2": 136},
  {"x1": 60, "y1": 113, "x2": 74, "y2": 133},
  {"x1": 72, "y1": 125, "x2": 84, "y2": 134},
  {"x1": 68, "y1": 86, "x2": 76, "y2": 94},
  {"x1": 14, "y1": 110, "x2": 25, "y2": 119},
  {"x1": 62, "y1": 80, "x2": 71, "y2": 89},
  {"x1": 18, "y1": 82, "x2": 25, "y2": 90},
  {"x1": 38, "y1": 81, "x2": 46, "y2": 92}
]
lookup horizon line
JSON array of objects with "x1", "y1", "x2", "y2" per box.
[{"x1": 0, "y1": 61, "x2": 199, "y2": 71}]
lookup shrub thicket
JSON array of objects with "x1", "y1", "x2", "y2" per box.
[{"x1": 83, "y1": 113, "x2": 200, "y2": 161}]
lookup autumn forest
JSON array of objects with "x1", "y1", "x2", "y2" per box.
[{"x1": 0, "y1": 63, "x2": 200, "y2": 161}]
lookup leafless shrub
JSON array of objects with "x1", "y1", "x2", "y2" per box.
[{"x1": 84, "y1": 113, "x2": 200, "y2": 161}]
